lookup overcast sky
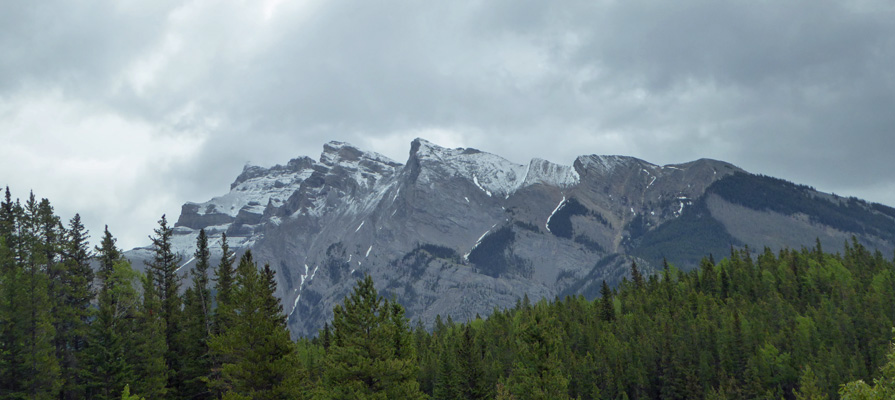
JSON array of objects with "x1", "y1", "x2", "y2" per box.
[{"x1": 2, "y1": 0, "x2": 894, "y2": 250}]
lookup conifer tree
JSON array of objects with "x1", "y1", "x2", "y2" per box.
[
  {"x1": 505, "y1": 311, "x2": 571, "y2": 400},
  {"x1": 85, "y1": 258, "x2": 140, "y2": 400},
  {"x1": 433, "y1": 339, "x2": 463, "y2": 400},
  {"x1": 209, "y1": 232, "x2": 236, "y2": 398},
  {"x1": 180, "y1": 228, "x2": 213, "y2": 399},
  {"x1": 85, "y1": 227, "x2": 135, "y2": 399},
  {"x1": 146, "y1": 214, "x2": 183, "y2": 395},
  {"x1": 600, "y1": 280, "x2": 615, "y2": 322},
  {"x1": 56, "y1": 213, "x2": 95, "y2": 400},
  {"x1": 96, "y1": 225, "x2": 121, "y2": 285},
  {"x1": 456, "y1": 325, "x2": 490, "y2": 400},
  {"x1": 321, "y1": 274, "x2": 425, "y2": 399},
  {"x1": 631, "y1": 261, "x2": 644, "y2": 290},
  {"x1": 0, "y1": 215, "x2": 23, "y2": 396},
  {"x1": 213, "y1": 232, "x2": 235, "y2": 335},
  {"x1": 209, "y1": 251, "x2": 298, "y2": 399},
  {"x1": 17, "y1": 192, "x2": 62, "y2": 399},
  {"x1": 0, "y1": 187, "x2": 14, "y2": 239},
  {"x1": 133, "y1": 270, "x2": 168, "y2": 399}
]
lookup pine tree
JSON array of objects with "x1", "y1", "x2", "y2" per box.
[
  {"x1": 433, "y1": 339, "x2": 463, "y2": 400},
  {"x1": 794, "y1": 365, "x2": 828, "y2": 400},
  {"x1": 631, "y1": 261, "x2": 645, "y2": 290},
  {"x1": 146, "y1": 214, "x2": 183, "y2": 395},
  {"x1": 180, "y1": 229, "x2": 213, "y2": 399},
  {"x1": 213, "y1": 232, "x2": 235, "y2": 335},
  {"x1": 320, "y1": 274, "x2": 425, "y2": 399},
  {"x1": 209, "y1": 232, "x2": 236, "y2": 398},
  {"x1": 96, "y1": 225, "x2": 121, "y2": 285},
  {"x1": 456, "y1": 325, "x2": 490, "y2": 399},
  {"x1": 18, "y1": 192, "x2": 62, "y2": 399},
  {"x1": 208, "y1": 251, "x2": 299, "y2": 399},
  {"x1": 85, "y1": 258, "x2": 140, "y2": 400},
  {"x1": 0, "y1": 213, "x2": 24, "y2": 397},
  {"x1": 505, "y1": 311, "x2": 571, "y2": 400},
  {"x1": 699, "y1": 256, "x2": 717, "y2": 295},
  {"x1": 600, "y1": 280, "x2": 615, "y2": 322},
  {"x1": 56, "y1": 213, "x2": 95, "y2": 400},
  {"x1": 132, "y1": 270, "x2": 168, "y2": 399}
]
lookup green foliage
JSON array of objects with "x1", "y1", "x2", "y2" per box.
[
  {"x1": 145, "y1": 214, "x2": 184, "y2": 395},
  {"x1": 180, "y1": 228, "x2": 213, "y2": 399},
  {"x1": 839, "y1": 332, "x2": 895, "y2": 399},
  {"x1": 85, "y1": 258, "x2": 140, "y2": 400},
  {"x1": 133, "y1": 271, "x2": 168, "y2": 399},
  {"x1": 213, "y1": 232, "x2": 236, "y2": 335},
  {"x1": 3, "y1": 187, "x2": 895, "y2": 400},
  {"x1": 209, "y1": 251, "x2": 300, "y2": 399},
  {"x1": 120, "y1": 384, "x2": 144, "y2": 400},
  {"x1": 319, "y1": 274, "x2": 425, "y2": 399}
]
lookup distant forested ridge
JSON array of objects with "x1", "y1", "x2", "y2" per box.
[{"x1": 2, "y1": 186, "x2": 895, "y2": 399}]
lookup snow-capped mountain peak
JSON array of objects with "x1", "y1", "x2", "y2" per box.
[{"x1": 125, "y1": 137, "x2": 895, "y2": 339}]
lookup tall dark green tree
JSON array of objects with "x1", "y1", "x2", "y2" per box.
[
  {"x1": 56, "y1": 213, "x2": 95, "y2": 400},
  {"x1": 18, "y1": 192, "x2": 62, "y2": 399},
  {"x1": 180, "y1": 229, "x2": 213, "y2": 399},
  {"x1": 85, "y1": 227, "x2": 136, "y2": 399},
  {"x1": 85, "y1": 258, "x2": 140, "y2": 400},
  {"x1": 600, "y1": 280, "x2": 615, "y2": 322},
  {"x1": 208, "y1": 251, "x2": 300, "y2": 399},
  {"x1": 132, "y1": 270, "x2": 168, "y2": 399},
  {"x1": 95, "y1": 225, "x2": 121, "y2": 285},
  {"x1": 320, "y1": 274, "x2": 425, "y2": 399},
  {"x1": 631, "y1": 261, "x2": 645, "y2": 290},
  {"x1": 504, "y1": 311, "x2": 571, "y2": 400},
  {"x1": 212, "y1": 232, "x2": 235, "y2": 335},
  {"x1": 145, "y1": 214, "x2": 183, "y2": 395}
]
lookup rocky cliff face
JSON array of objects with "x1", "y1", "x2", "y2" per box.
[{"x1": 125, "y1": 138, "x2": 895, "y2": 337}]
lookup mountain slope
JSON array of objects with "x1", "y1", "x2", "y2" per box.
[{"x1": 125, "y1": 139, "x2": 895, "y2": 337}]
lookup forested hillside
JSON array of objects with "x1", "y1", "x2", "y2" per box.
[{"x1": 3, "y1": 186, "x2": 895, "y2": 399}]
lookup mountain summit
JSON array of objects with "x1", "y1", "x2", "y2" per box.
[{"x1": 125, "y1": 139, "x2": 895, "y2": 337}]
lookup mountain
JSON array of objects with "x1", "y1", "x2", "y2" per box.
[{"x1": 125, "y1": 138, "x2": 895, "y2": 337}]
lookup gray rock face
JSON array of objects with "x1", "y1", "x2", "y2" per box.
[{"x1": 126, "y1": 138, "x2": 895, "y2": 338}]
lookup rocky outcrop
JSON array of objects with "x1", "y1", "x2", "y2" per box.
[{"x1": 126, "y1": 138, "x2": 895, "y2": 338}]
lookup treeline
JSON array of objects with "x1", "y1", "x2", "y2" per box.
[
  {"x1": 408, "y1": 241, "x2": 895, "y2": 399},
  {"x1": 0, "y1": 187, "x2": 306, "y2": 399},
  {"x1": 4, "y1": 186, "x2": 895, "y2": 399}
]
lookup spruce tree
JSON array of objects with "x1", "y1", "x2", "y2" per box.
[
  {"x1": 85, "y1": 259, "x2": 140, "y2": 400},
  {"x1": 145, "y1": 214, "x2": 183, "y2": 395},
  {"x1": 213, "y1": 232, "x2": 235, "y2": 335},
  {"x1": 0, "y1": 218, "x2": 23, "y2": 397},
  {"x1": 209, "y1": 232, "x2": 235, "y2": 398},
  {"x1": 505, "y1": 311, "x2": 570, "y2": 400},
  {"x1": 433, "y1": 339, "x2": 463, "y2": 400},
  {"x1": 456, "y1": 325, "x2": 490, "y2": 399},
  {"x1": 208, "y1": 251, "x2": 298, "y2": 399},
  {"x1": 95, "y1": 225, "x2": 121, "y2": 285},
  {"x1": 133, "y1": 270, "x2": 168, "y2": 399},
  {"x1": 57, "y1": 213, "x2": 95, "y2": 400},
  {"x1": 321, "y1": 274, "x2": 424, "y2": 399},
  {"x1": 18, "y1": 192, "x2": 62, "y2": 399},
  {"x1": 631, "y1": 261, "x2": 644, "y2": 290},
  {"x1": 600, "y1": 280, "x2": 615, "y2": 322},
  {"x1": 180, "y1": 229, "x2": 213, "y2": 399}
]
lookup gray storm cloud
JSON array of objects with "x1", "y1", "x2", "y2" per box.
[{"x1": 1, "y1": 0, "x2": 894, "y2": 248}]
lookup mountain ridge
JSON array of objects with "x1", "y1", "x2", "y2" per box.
[{"x1": 124, "y1": 138, "x2": 895, "y2": 337}]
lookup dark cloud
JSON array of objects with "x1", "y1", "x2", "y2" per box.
[{"x1": 2, "y1": 0, "x2": 894, "y2": 247}]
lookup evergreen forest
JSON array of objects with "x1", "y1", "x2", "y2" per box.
[{"x1": 3, "y1": 186, "x2": 895, "y2": 399}]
